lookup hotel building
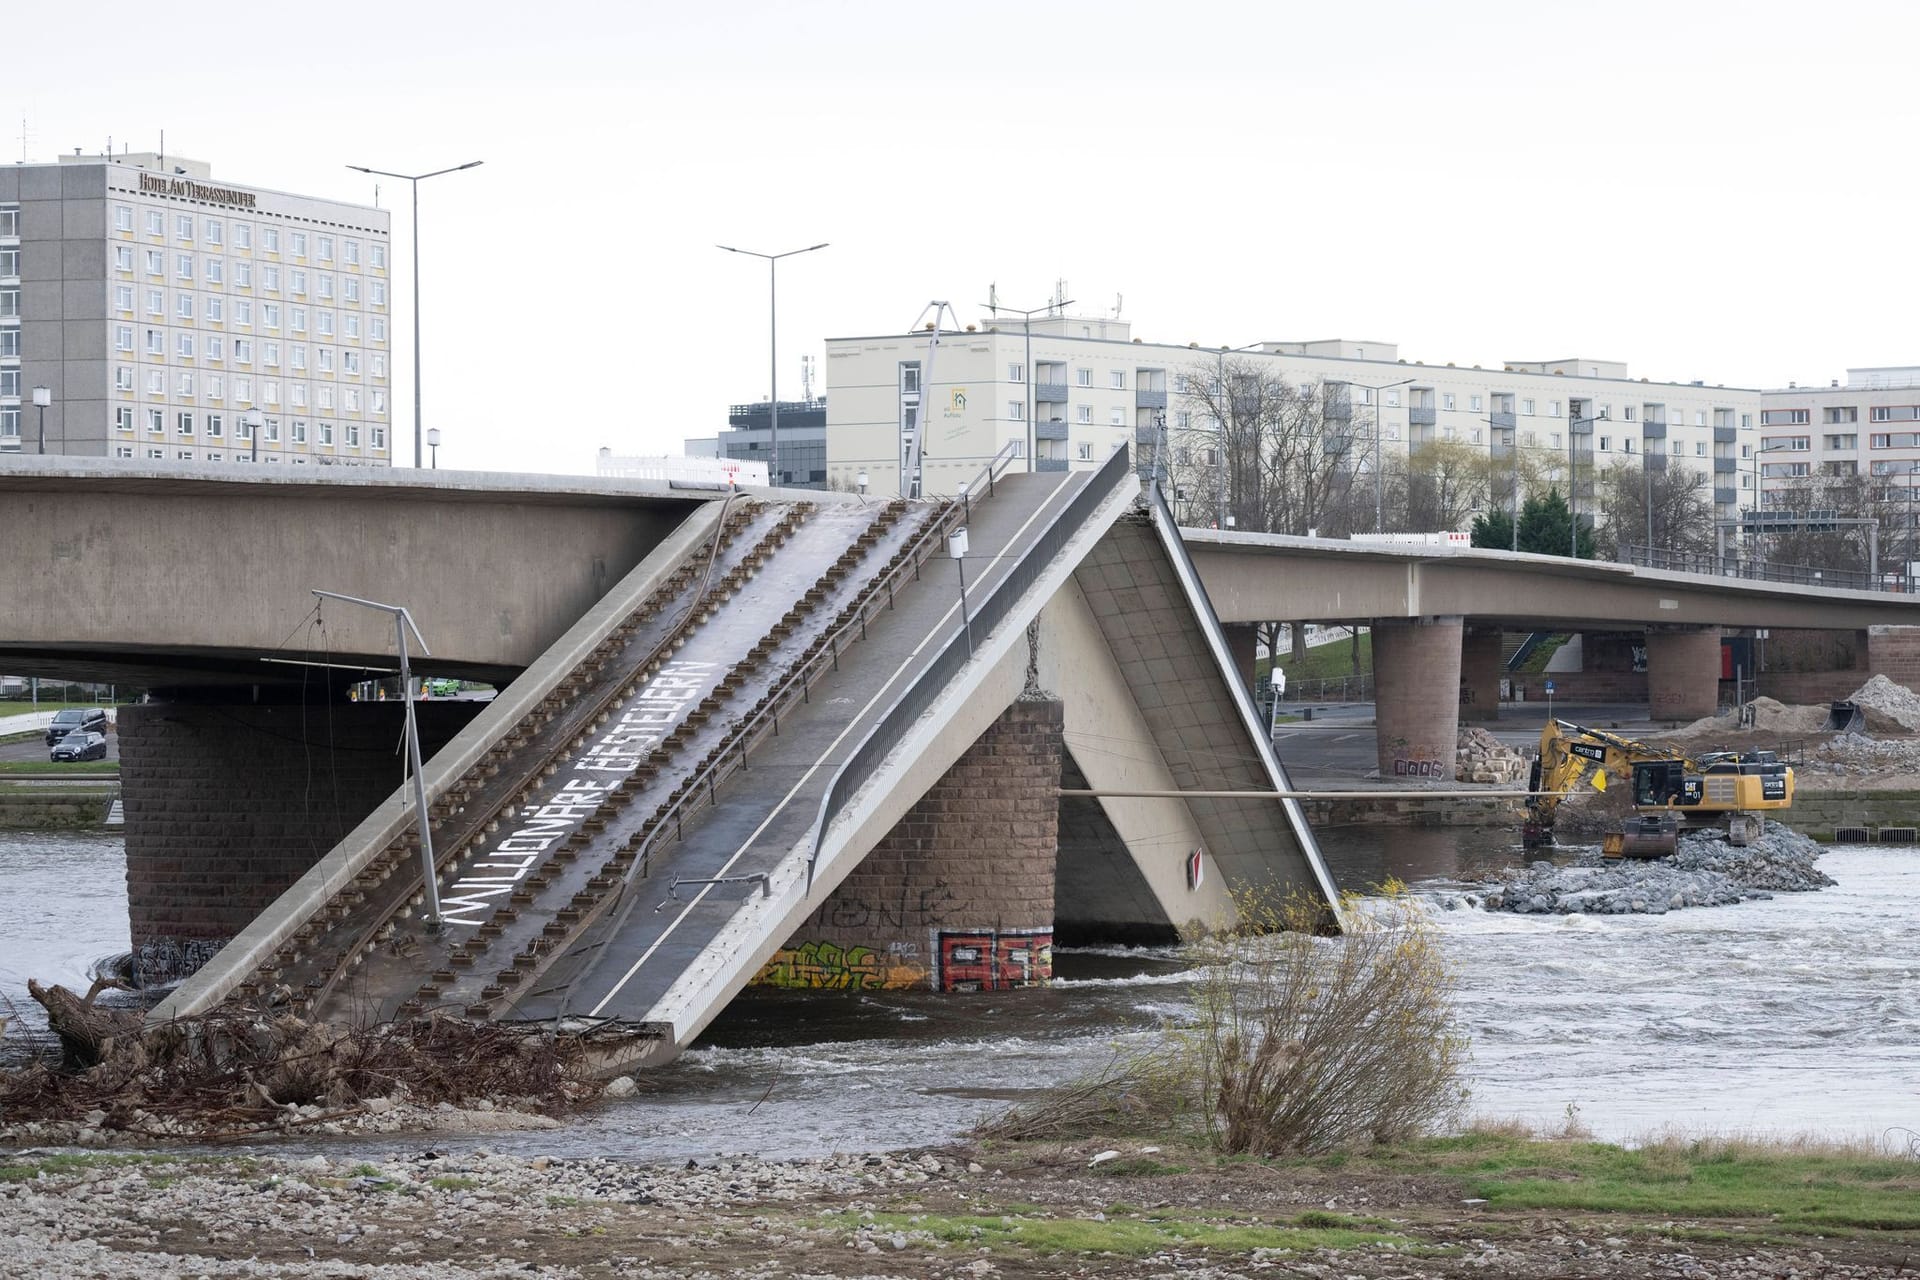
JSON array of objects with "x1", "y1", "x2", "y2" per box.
[{"x1": 0, "y1": 153, "x2": 392, "y2": 464}]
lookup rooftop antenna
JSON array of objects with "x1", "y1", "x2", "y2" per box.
[
  {"x1": 800, "y1": 352, "x2": 815, "y2": 401},
  {"x1": 1113, "y1": 292, "x2": 1124, "y2": 319},
  {"x1": 986, "y1": 281, "x2": 999, "y2": 315},
  {"x1": 17, "y1": 116, "x2": 32, "y2": 165},
  {"x1": 1052, "y1": 278, "x2": 1068, "y2": 314}
]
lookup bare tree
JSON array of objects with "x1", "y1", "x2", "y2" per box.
[
  {"x1": 1591, "y1": 457, "x2": 1717, "y2": 561},
  {"x1": 1169, "y1": 362, "x2": 1361, "y2": 538}
]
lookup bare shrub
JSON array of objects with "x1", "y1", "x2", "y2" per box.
[
  {"x1": 1184, "y1": 884, "x2": 1467, "y2": 1155},
  {"x1": 971, "y1": 1049, "x2": 1193, "y2": 1143}
]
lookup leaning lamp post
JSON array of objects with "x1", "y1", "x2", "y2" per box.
[{"x1": 313, "y1": 590, "x2": 442, "y2": 930}]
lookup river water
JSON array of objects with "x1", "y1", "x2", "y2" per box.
[{"x1": 1, "y1": 827, "x2": 1914, "y2": 1156}]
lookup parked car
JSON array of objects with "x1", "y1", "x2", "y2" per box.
[
  {"x1": 49, "y1": 730, "x2": 107, "y2": 763},
  {"x1": 44, "y1": 707, "x2": 108, "y2": 746}
]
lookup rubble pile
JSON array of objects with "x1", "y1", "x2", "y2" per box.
[
  {"x1": 1803, "y1": 732, "x2": 1920, "y2": 780},
  {"x1": 1449, "y1": 824, "x2": 1834, "y2": 916},
  {"x1": 1456, "y1": 727, "x2": 1530, "y2": 784},
  {"x1": 1845, "y1": 673, "x2": 1920, "y2": 732}
]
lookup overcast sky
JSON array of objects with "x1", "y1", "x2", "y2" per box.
[{"x1": 12, "y1": 1, "x2": 1916, "y2": 472}]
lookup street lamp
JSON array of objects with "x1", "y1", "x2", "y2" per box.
[
  {"x1": 1748, "y1": 440, "x2": 1798, "y2": 572},
  {"x1": 856, "y1": 469, "x2": 868, "y2": 495},
  {"x1": 980, "y1": 297, "x2": 1072, "y2": 474},
  {"x1": 242, "y1": 408, "x2": 264, "y2": 462},
  {"x1": 30, "y1": 386, "x2": 49, "y2": 455},
  {"x1": 949, "y1": 525, "x2": 972, "y2": 656},
  {"x1": 719, "y1": 242, "x2": 829, "y2": 486},
  {"x1": 345, "y1": 160, "x2": 484, "y2": 468},
  {"x1": 1349, "y1": 378, "x2": 1415, "y2": 532},
  {"x1": 1565, "y1": 413, "x2": 1606, "y2": 558},
  {"x1": 427, "y1": 426, "x2": 441, "y2": 469}
]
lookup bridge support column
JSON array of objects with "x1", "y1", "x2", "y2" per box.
[
  {"x1": 763, "y1": 699, "x2": 1063, "y2": 992},
  {"x1": 1645, "y1": 627, "x2": 1722, "y2": 721},
  {"x1": 1459, "y1": 626, "x2": 1505, "y2": 723},
  {"x1": 118, "y1": 700, "x2": 483, "y2": 979},
  {"x1": 1221, "y1": 623, "x2": 1259, "y2": 695},
  {"x1": 1372, "y1": 616, "x2": 1463, "y2": 781}
]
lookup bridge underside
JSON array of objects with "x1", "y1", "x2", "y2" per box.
[{"x1": 144, "y1": 453, "x2": 1338, "y2": 1069}]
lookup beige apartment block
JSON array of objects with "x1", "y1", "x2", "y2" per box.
[
  {"x1": 0, "y1": 153, "x2": 391, "y2": 466},
  {"x1": 824, "y1": 314, "x2": 1764, "y2": 530},
  {"x1": 1756, "y1": 369, "x2": 1920, "y2": 543}
]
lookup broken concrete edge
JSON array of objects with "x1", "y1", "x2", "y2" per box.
[
  {"x1": 635, "y1": 461, "x2": 1146, "y2": 1063},
  {"x1": 148, "y1": 499, "x2": 733, "y2": 1024},
  {"x1": 1140, "y1": 482, "x2": 1348, "y2": 932}
]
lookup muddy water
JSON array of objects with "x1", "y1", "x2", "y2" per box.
[{"x1": 1, "y1": 827, "x2": 1914, "y2": 1155}]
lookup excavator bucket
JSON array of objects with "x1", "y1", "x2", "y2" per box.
[
  {"x1": 1605, "y1": 812, "x2": 1680, "y2": 860},
  {"x1": 1825, "y1": 701, "x2": 1864, "y2": 733}
]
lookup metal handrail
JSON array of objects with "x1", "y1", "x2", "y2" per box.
[
  {"x1": 1620, "y1": 542, "x2": 1907, "y2": 593},
  {"x1": 805, "y1": 445, "x2": 1133, "y2": 889}
]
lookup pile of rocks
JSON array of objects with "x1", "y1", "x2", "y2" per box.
[
  {"x1": 1451, "y1": 824, "x2": 1834, "y2": 916},
  {"x1": 1456, "y1": 727, "x2": 1530, "y2": 784},
  {"x1": 1803, "y1": 732, "x2": 1920, "y2": 781},
  {"x1": 1846, "y1": 673, "x2": 1920, "y2": 732}
]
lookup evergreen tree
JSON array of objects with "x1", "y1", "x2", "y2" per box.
[
  {"x1": 1514, "y1": 487, "x2": 1595, "y2": 559},
  {"x1": 1469, "y1": 506, "x2": 1514, "y2": 551}
]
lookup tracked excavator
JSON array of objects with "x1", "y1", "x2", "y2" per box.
[{"x1": 1524, "y1": 720, "x2": 1795, "y2": 858}]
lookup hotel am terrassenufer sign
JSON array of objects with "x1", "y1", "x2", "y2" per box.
[{"x1": 138, "y1": 171, "x2": 258, "y2": 210}]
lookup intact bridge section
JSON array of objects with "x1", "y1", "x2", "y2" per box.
[{"x1": 154, "y1": 449, "x2": 1338, "y2": 1069}]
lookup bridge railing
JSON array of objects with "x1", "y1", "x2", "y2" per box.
[
  {"x1": 1619, "y1": 542, "x2": 1912, "y2": 593},
  {"x1": 807, "y1": 445, "x2": 1134, "y2": 886}
]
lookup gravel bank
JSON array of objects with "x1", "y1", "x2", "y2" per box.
[
  {"x1": 1450, "y1": 825, "x2": 1835, "y2": 915},
  {"x1": 1, "y1": 1144, "x2": 1905, "y2": 1279}
]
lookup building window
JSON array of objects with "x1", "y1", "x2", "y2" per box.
[
  {"x1": 262, "y1": 304, "x2": 281, "y2": 330},
  {"x1": 175, "y1": 333, "x2": 194, "y2": 358},
  {"x1": 1075, "y1": 368, "x2": 1092, "y2": 387},
  {"x1": 144, "y1": 249, "x2": 162, "y2": 275},
  {"x1": 114, "y1": 246, "x2": 133, "y2": 272},
  {"x1": 177, "y1": 412, "x2": 194, "y2": 436},
  {"x1": 317, "y1": 348, "x2": 333, "y2": 374},
  {"x1": 345, "y1": 422, "x2": 361, "y2": 447},
  {"x1": 207, "y1": 413, "x2": 223, "y2": 438},
  {"x1": 114, "y1": 445, "x2": 133, "y2": 458},
  {"x1": 371, "y1": 244, "x2": 386, "y2": 269},
  {"x1": 314, "y1": 311, "x2": 329, "y2": 337},
  {"x1": 344, "y1": 240, "x2": 359, "y2": 266},
  {"x1": 318, "y1": 386, "x2": 333, "y2": 410},
  {"x1": 1762, "y1": 408, "x2": 1811, "y2": 426},
  {"x1": 205, "y1": 257, "x2": 222, "y2": 285},
  {"x1": 263, "y1": 265, "x2": 280, "y2": 292},
  {"x1": 176, "y1": 295, "x2": 193, "y2": 320},
  {"x1": 207, "y1": 296, "x2": 223, "y2": 323},
  {"x1": 115, "y1": 408, "x2": 133, "y2": 433},
  {"x1": 370, "y1": 318, "x2": 386, "y2": 342},
  {"x1": 344, "y1": 315, "x2": 360, "y2": 340},
  {"x1": 145, "y1": 448, "x2": 163, "y2": 460},
  {"x1": 114, "y1": 205, "x2": 134, "y2": 232},
  {"x1": 1824, "y1": 406, "x2": 1858, "y2": 424},
  {"x1": 1076, "y1": 404, "x2": 1093, "y2": 423},
  {"x1": 147, "y1": 408, "x2": 164, "y2": 433},
  {"x1": 234, "y1": 261, "x2": 252, "y2": 288},
  {"x1": 1109, "y1": 407, "x2": 1125, "y2": 426},
  {"x1": 114, "y1": 324, "x2": 133, "y2": 351},
  {"x1": 1521, "y1": 398, "x2": 1535, "y2": 415},
  {"x1": 233, "y1": 223, "x2": 251, "y2": 250},
  {"x1": 206, "y1": 375, "x2": 223, "y2": 400},
  {"x1": 291, "y1": 346, "x2": 307, "y2": 371},
  {"x1": 204, "y1": 219, "x2": 222, "y2": 245},
  {"x1": 370, "y1": 281, "x2": 386, "y2": 307},
  {"x1": 175, "y1": 214, "x2": 193, "y2": 241},
  {"x1": 146, "y1": 288, "x2": 164, "y2": 315},
  {"x1": 1441, "y1": 392, "x2": 1456, "y2": 411},
  {"x1": 177, "y1": 372, "x2": 194, "y2": 396},
  {"x1": 144, "y1": 328, "x2": 162, "y2": 355},
  {"x1": 317, "y1": 235, "x2": 332, "y2": 261},
  {"x1": 176, "y1": 253, "x2": 193, "y2": 280},
  {"x1": 1007, "y1": 362, "x2": 1024, "y2": 383},
  {"x1": 1599, "y1": 436, "x2": 1611, "y2": 452},
  {"x1": 319, "y1": 421, "x2": 335, "y2": 445},
  {"x1": 370, "y1": 390, "x2": 387, "y2": 415},
  {"x1": 265, "y1": 417, "x2": 281, "y2": 442},
  {"x1": 1077, "y1": 442, "x2": 1094, "y2": 460},
  {"x1": 262, "y1": 227, "x2": 280, "y2": 253},
  {"x1": 370, "y1": 354, "x2": 384, "y2": 378},
  {"x1": 290, "y1": 232, "x2": 307, "y2": 257},
  {"x1": 235, "y1": 339, "x2": 253, "y2": 363},
  {"x1": 145, "y1": 210, "x2": 164, "y2": 236},
  {"x1": 1110, "y1": 370, "x2": 1125, "y2": 390},
  {"x1": 342, "y1": 350, "x2": 360, "y2": 375},
  {"x1": 292, "y1": 420, "x2": 308, "y2": 444},
  {"x1": 1469, "y1": 394, "x2": 1483, "y2": 412},
  {"x1": 235, "y1": 300, "x2": 252, "y2": 327},
  {"x1": 342, "y1": 277, "x2": 357, "y2": 303}
]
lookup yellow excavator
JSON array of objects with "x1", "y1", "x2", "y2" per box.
[{"x1": 1524, "y1": 720, "x2": 1795, "y2": 858}]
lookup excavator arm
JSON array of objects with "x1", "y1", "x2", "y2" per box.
[{"x1": 1523, "y1": 720, "x2": 1680, "y2": 845}]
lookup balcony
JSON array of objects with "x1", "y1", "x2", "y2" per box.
[
  {"x1": 1325, "y1": 433, "x2": 1353, "y2": 458},
  {"x1": 1714, "y1": 457, "x2": 1738, "y2": 474},
  {"x1": 1034, "y1": 420, "x2": 1069, "y2": 442},
  {"x1": 1489, "y1": 410, "x2": 1516, "y2": 430},
  {"x1": 1135, "y1": 388, "x2": 1167, "y2": 409},
  {"x1": 1714, "y1": 425, "x2": 1738, "y2": 443},
  {"x1": 1136, "y1": 424, "x2": 1160, "y2": 446},
  {"x1": 1036, "y1": 458, "x2": 1069, "y2": 473},
  {"x1": 1644, "y1": 452, "x2": 1668, "y2": 472},
  {"x1": 1409, "y1": 406, "x2": 1437, "y2": 427},
  {"x1": 1034, "y1": 382, "x2": 1069, "y2": 404},
  {"x1": 1642, "y1": 419, "x2": 1668, "y2": 439},
  {"x1": 1325, "y1": 395, "x2": 1352, "y2": 421},
  {"x1": 1715, "y1": 487, "x2": 1738, "y2": 506},
  {"x1": 1571, "y1": 416, "x2": 1594, "y2": 435}
]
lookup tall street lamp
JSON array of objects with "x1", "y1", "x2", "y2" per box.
[
  {"x1": 719, "y1": 242, "x2": 829, "y2": 486},
  {"x1": 1564, "y1": 413, "x2": 1606, "y2": 558},
  {"x1": 1214, "y1": 344, "x2": 1267, "y2": 527},
  {"x1": 1350, "y1": 378, "x2": 1414, "y2": 532},
  {"x1": 980, "y1": 297, "x2": 1072, "y2": 474},
  {"x1": 345, "y1": 160, "x2": 483, "y2": 468},
  {"x1": 1748, "y1": 440, "x2": 1798, "y2": 572},
  {"x1": 31, "y1": 386, "x2": 49, "y2": 455}
]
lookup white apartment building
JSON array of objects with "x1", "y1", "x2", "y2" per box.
[
  {"x1": 1755, "y1": 369, "x2": 1920, "y2": 524},
  {"x1": 825, "y1": 315, "x2": 1764, "y2": 528},
  {"x1": 0, "y1": 153, "x2": 392, "y2": 465}
]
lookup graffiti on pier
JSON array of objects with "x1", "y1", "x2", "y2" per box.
[
  {"x1": 805, "y1": 878, "x2": 959, "y2": 932},
  {"x1": 935, "y1": 928, "x2": 1053, "y2": 992},
  {"x1": 756, "y1": 940, "x2": 929, "y2": 990}
]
